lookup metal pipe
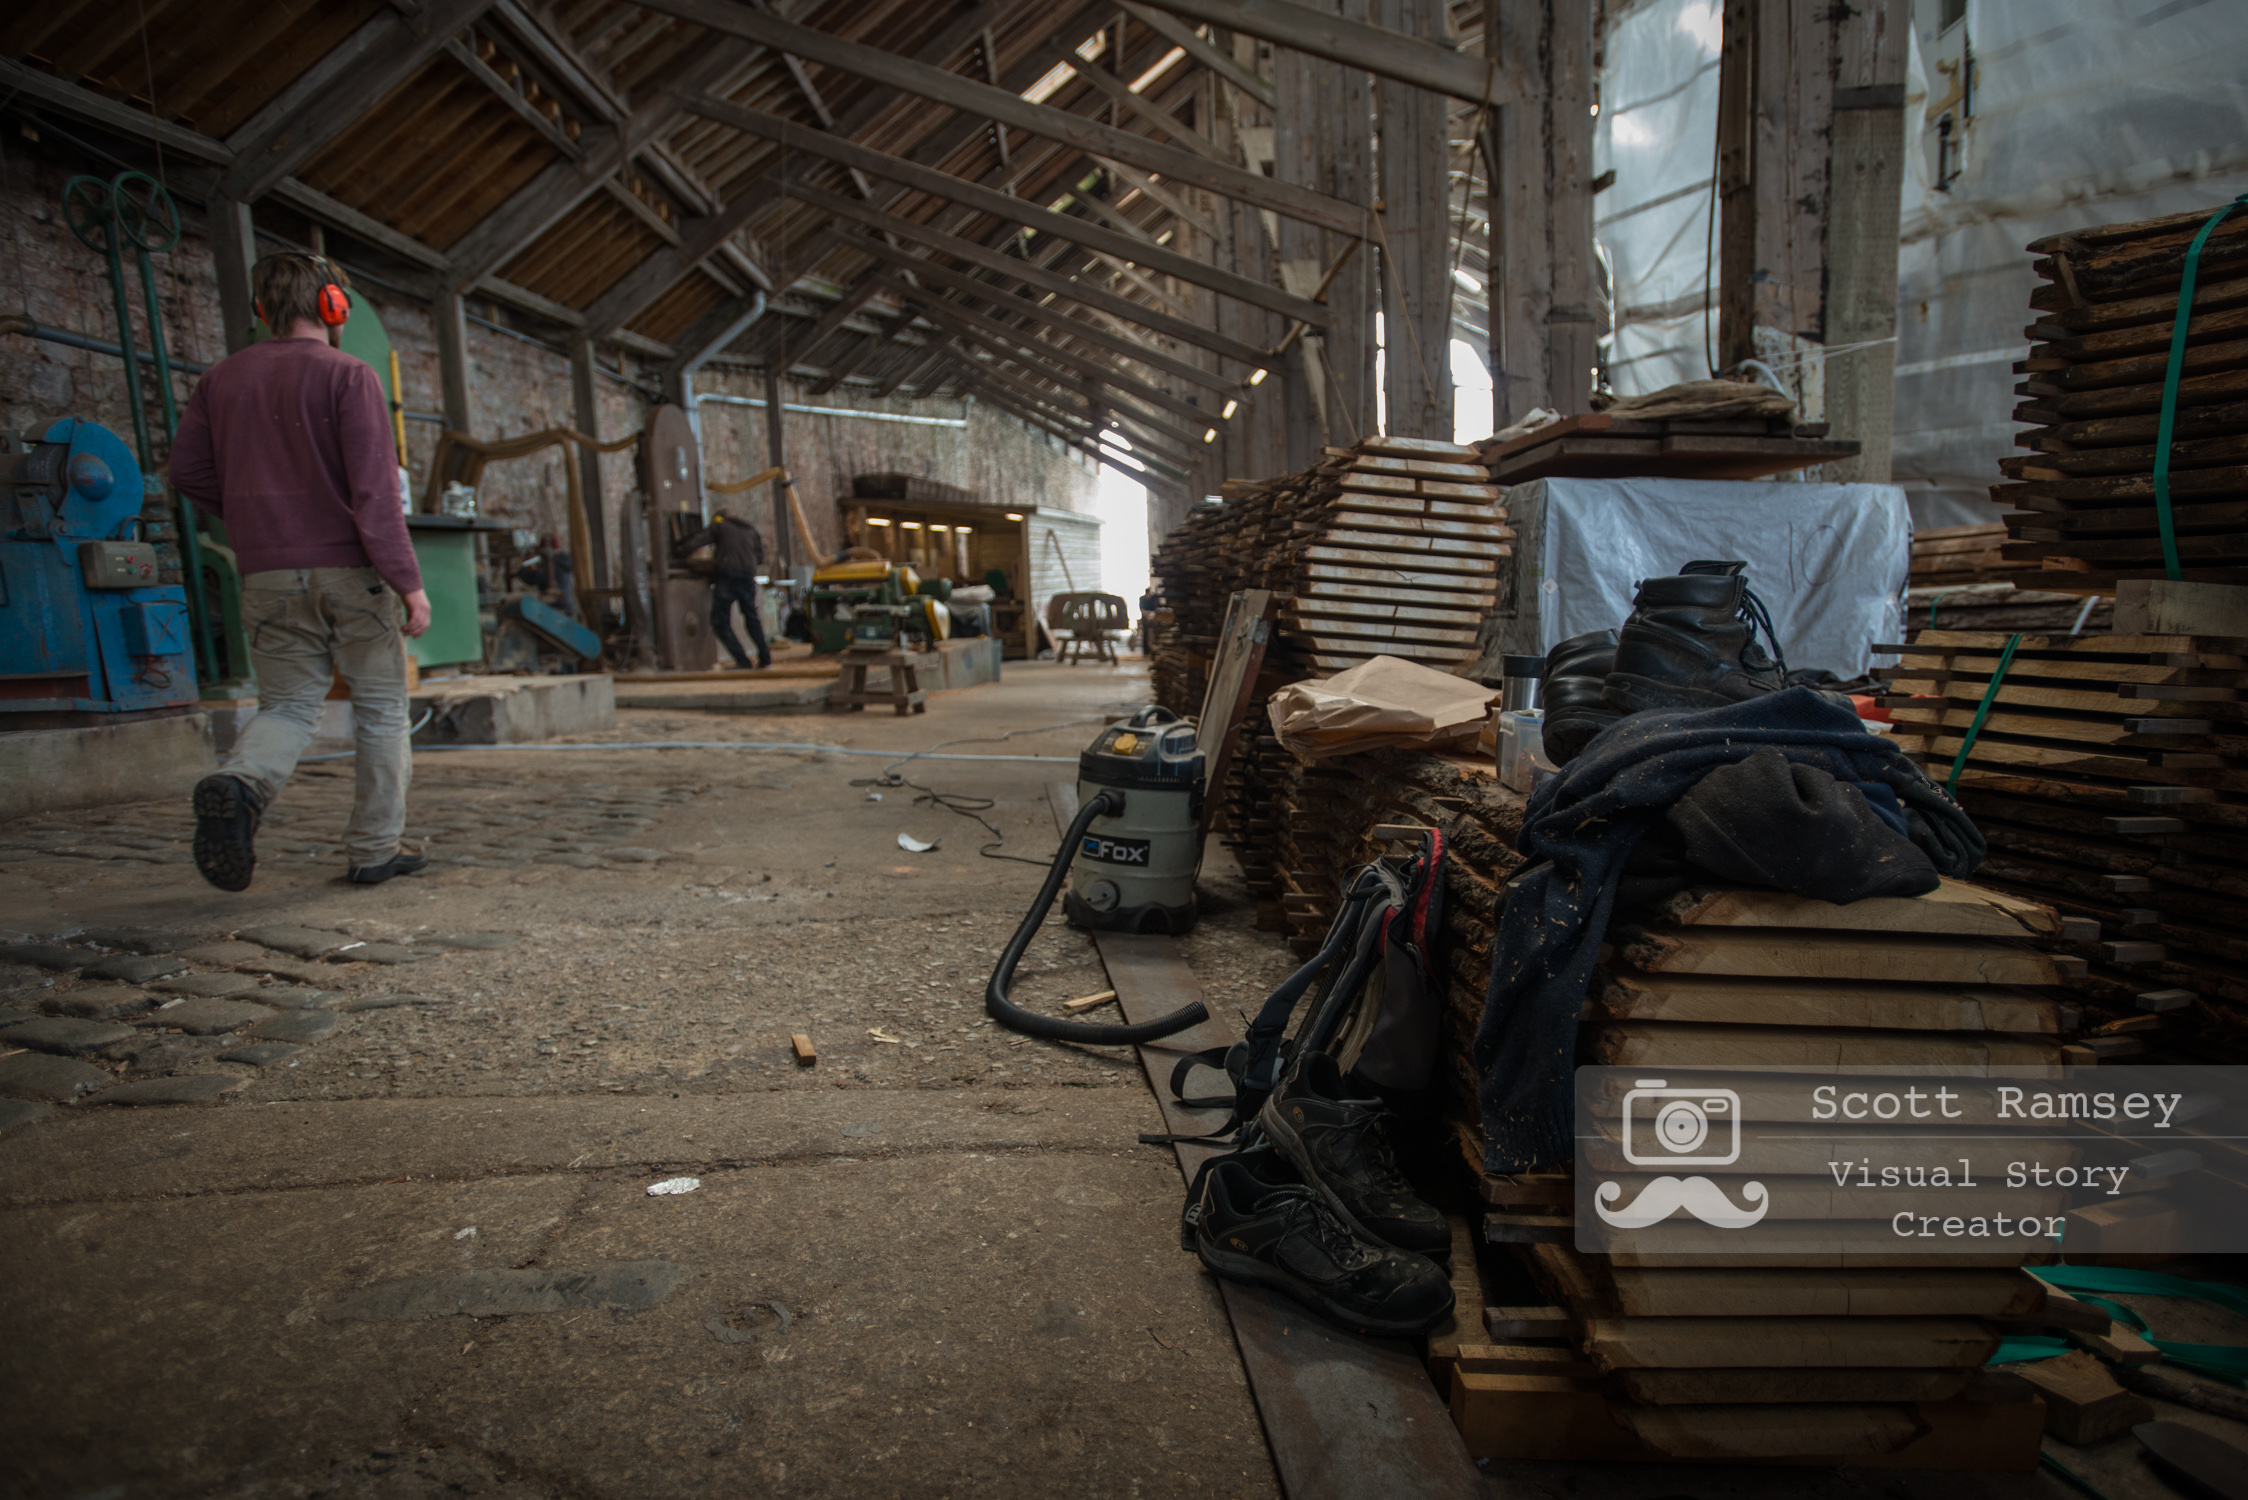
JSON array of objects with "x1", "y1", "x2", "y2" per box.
[
  {"x1": 693, "y1": 393, "x2": 969, "y2": 429},
  {"x1": 2, "y1": 316, "x2": 212, "y2": 375}
]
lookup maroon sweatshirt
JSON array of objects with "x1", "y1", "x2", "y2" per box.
[{"x1": 169, "y1": 336, "x2": 422, "y2": 594}]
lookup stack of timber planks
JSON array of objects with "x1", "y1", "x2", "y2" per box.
[
  {"x1": 1455, "y1": 880, "x2": 2083, "y2": 1467},
  {"x1": 1907, "y1": 524, "x2": 2115, "y2": 633},
  {"x1": 1219, "y1": 734, "x2": 2081, "y2": 1466},
  {"x1": 1476, "y1": 412, "x2": 1859, "y2": 484},
  {"x1": 1146, "y1": 437, "x2": 1508, "y2": 867},
  {"x1": 2002, "y1": 203, "x2": 2248, "y2": 591},
  {"x1": 1881, "y1": 627, "x2": 2248, "y2": 1053}
]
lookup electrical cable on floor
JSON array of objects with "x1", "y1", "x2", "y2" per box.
[{"x1": 848, "y1": 717, "x2": 1111, "y2": 866}]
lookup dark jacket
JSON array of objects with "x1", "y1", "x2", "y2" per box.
[
  {"x1": 1472, "y1": 687, "x2": 1984, "y2": 1174},
  {"x1": 679, "y1": 516, "x2": 766, "y2": 577}
]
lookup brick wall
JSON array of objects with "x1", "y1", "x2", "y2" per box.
[{"x1": 1, "y1": 138, "x2": 1100, "y2": 586}]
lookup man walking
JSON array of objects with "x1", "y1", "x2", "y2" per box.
[
  {"x1": 676, "y1": 509, "x2": 770, "y2": 670},
  {"x1": 169, "y1": 252, "x2": 432, "y2": 890}
]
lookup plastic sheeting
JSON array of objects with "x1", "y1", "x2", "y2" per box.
[
  {"x1": 1593, "y1": 0, "x2": 2248, "y2": 528},
  {"x1": 1502, "y1": 477, "x2": 1912, "y2": 679}
]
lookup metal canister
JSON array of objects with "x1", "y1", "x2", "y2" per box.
[{"x1": 1501, "y1": 654, "x2": 1545, "y2": 714}]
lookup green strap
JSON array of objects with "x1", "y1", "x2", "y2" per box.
[
  {"x1": 2152, "y1": 193, "x2": 2248, "y2": 581},
  {"x1": 1945, "y1": 631, "x2": 2023, "y2": 795},
  {"x1": 2032, "y1": 1265, "x2": 2248, "y2": 1385}
]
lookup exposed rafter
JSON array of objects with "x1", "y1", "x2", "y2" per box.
[
  {"x1": 219, "y1": 0, "x2": 498, "y2": 202},
  {"x1": 675, "y1": 93, "x2": 1325, "y2": 327},
  {"x1": 1127, "y1": 0, "x2": 1503, "y2": 103},
  {"x1": 630, "y1": 0, "x2": 1369, "y2": 235}
]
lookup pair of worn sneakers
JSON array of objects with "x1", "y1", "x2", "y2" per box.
[
  {"x1": 1188, "y1": 1052, "x2": 1456, "y2": 1339},
  {"x1": 1543, "y1": 559, "x2": 1800, "y2": 766}
]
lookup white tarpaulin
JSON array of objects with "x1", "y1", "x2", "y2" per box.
[
  {"x1": 1505, "y1": 477, "x2": 1912, "y2": 679},
  {"x1": 1594, "y1": 0, "x2": 2248, "y2": 528}
]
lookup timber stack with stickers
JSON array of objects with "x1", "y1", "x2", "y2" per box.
[{"x1": 1144, "y1": 211, "x2": 2248, "y2": 1469}]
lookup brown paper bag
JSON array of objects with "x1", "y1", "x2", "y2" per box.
[{"x1": 1266, "y1": 656, "x2": 1497, "y2": 758}]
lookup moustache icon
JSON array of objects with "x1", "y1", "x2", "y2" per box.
[{"x1": 1595, "y1": 1175, "x2": 1770, "y2": 1229}]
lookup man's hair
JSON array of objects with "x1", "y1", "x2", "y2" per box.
[{"x1": 252, "y1": 253, "x2": 349, "y2": 332}]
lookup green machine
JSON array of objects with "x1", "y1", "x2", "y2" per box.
[{"x1": 806, "y1": 561, "x2": 954, "y2": 652}]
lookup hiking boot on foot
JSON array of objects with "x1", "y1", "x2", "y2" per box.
[
  {"x1": 347, "y1": 852, "x2": 429, "y2": 886},
  {"x1": 1193, "y1": 1149, "x2": 1454, "y2": 1339},
  {"x1": 191, "y1": 774, "x2": 263, "y2": 892},
  {"x1": 1602, "y1": 559, "x2": 1788, "y2": 716},
  {"x1": 1258, "y1": 1051, "x2": 1451, "y2": 1256},
  {"x1": 1540, "y1": 628, "x2": 1624, "y2": 767}
]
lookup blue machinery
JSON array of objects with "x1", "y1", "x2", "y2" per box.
[{"x1": 0, "y1": 417, "x2": 198, "y2": 717}]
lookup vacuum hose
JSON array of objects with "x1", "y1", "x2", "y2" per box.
[{"x1": 984, "y1": 789, "x2": 1211, "y2": 1045}]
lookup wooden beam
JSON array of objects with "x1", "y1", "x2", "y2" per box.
[
  {"x1": 269, "y1": 177, "x2": 449, "y2": 273},
  {"x1": 0, "y1": 57, "x2": 230, "y2": 164},
  {"x1": 443, "y1": 36, "x2": 584, "y2": 159},
  {"x1": 1032, "y1": 36, "x2": 1229, "y2": 162},
  {"x1": 442, "y1": 35, "x2": 756, "y2": 290},
  {"x1": 1488, "y1": 0, "x2": 1597, "y2": 423},
  {"x1": 1096, "y1": 155, "x2": 1222, "y2": 241},
  {"x1": 435, "y1": 289, "x2": 473, "y2": 432},
  {"x1": 846, "y1": 233, "x2": 1234, "y2": 392},
  {"x1": 207, "y1": 195, "x2": 258, "y2": 355},
  {"x1": 632, "y1": 0, "x2": 1368, "y2": 237},
  {"x1": 1374, "y1": 0, "x2": 1453, "y2": 440},
  {"x1": 1129, "y1": 0, "x2": 1500, "y2": 104},
  {"x1": 785, "y1": 181, "x2": 1269, "y2": 367},
  {"x1": 221, "y1": 0, "x2": 497, "y2": 202},
  {"x1": 579, "y1": 187, "x2": 775, "y2": 339},
  {"x1": 907, "y1": 294, "x2": 1212, "y2": 429},
  {"x1": 1823, "y1": 0, "x2": 1909, "y2": 482},
  {"x1": 676, "y1": 94, "x2": 1325, "y2": 326},
  {"x1": 763, "y1": 363, "x2": 794, "y2": 573},
  {"x1": 568, "y1": 333, "x2": 609, "y2": 587},
  {"x1": 1117, "y1": 2, "x2": 1277, "y2": 109}
]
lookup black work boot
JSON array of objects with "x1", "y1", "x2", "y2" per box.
[
  {"x1": 1540, "y1": 629, "x2": 1623, "y2": 767},
  {"x1": 348, "y1": 851, "x2": 430, "y2": 886},
  {"x1": 191, "y1": 774, "x2": 264, "y2": 892},
  {"x1": 1602, "y1": 560, "x2": 1788, "y2": 716},
  {"x1": 1257, "y1": 1051, "x2": 1450, "y2": 1256},
  {"x1": 1193, "y1": 1149, "x2": 1455, "y2": 1339}
]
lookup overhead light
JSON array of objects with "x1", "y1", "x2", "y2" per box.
[
  {"x1": 901, "y1": 521, "x2": 924, "y2": 530},
  {"x1": 956, "y1": 526, "x2": 972, "y2": 535},
  {"x1": 1222, "y1": 399, "x2": 1239, "y2": 419},
  {"x1": 866, "y1": 517, "x2": 892, "y2": 526},
  {"x1": 930, "y1": 523, "x2": 951, "y2": 532},
  {"x1": 1004, "y1": 511, "x2": 1024, "y2": 521},
  {"x1": 1203, "y1": 428, "x2": 1218, "y2": 443},
  {"x1": 1247, "y1": 367, "x2": 1268, "y2": 386}
]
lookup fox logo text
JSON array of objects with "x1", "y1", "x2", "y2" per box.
[{"x1": 1081, "y1": 835, "x2": 1152, "y2": 866}]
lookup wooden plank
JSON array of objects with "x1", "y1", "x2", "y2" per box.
[
  {"x1": 1646, "y1": 879, "x2": 2062, "y2": 937},
  {"x1": 1596, "y1": 972, "x2": 2062, "y2": 1034},
  {"x1": 2009, "y1": 1350, "x2": 2154, "y2": 1444},
  {"x1": 1047, "y1": 786, "x2": 1485, "y2": 1500},
  {"x1": 1592, "y1": 1022, "x2": 2065, "y2": 1071},
  {"x1": 1315, "y1": 530, "x2": 1512, "y2": 556},
  {"x1": 1584, "y1": 1316, "x2": 1998, "y2": 1370},
  {"x1": 1194, "y1": 591, "x2": 1277, "y2": 842},
  {"x1": 1324, "y1": 511, "x2": 1511, "y2": 539},
  {"x1": 1299, "y1": 561, "x2": 1501, "y2": 590},
  {"x1": 1603, "y1": 1267, "x2": 2043, "y2": 1319},
  {"x1": 1286, "y1": 597, "x2": 1489, "y2": 626},
  {"x1": 789, "y1": 1032, "x2": 816, "y2": 1066},
  {"x1": 1613, "y1": 926, "x2": 2084, "y2": 985},
  {"x1": 1613, "y1": 1368, "x2": 1986, "y2": 1405}
]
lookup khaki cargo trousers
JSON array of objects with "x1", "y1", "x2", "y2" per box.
[{"x1": 220, "y1": 567, "x2": 411, "y2": 868}]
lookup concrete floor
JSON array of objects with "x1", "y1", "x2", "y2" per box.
[{"x1": 0, "y1": 660, "x2": 2241, "y2": 1499}]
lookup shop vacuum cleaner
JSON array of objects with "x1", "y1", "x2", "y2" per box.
[{"x1": 984, "y1": 707, "x2": 1213, "y2": 1046}]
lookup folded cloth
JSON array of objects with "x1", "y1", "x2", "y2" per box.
[
  {"x1": 1473, "y1": 687, "x2": 1983, "y2": 1173},
  {"x1": 1668, "y1": 747, "x2": 1941, "y2": 904}
]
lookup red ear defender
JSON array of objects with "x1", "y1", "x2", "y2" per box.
[{"x1": 314, "y1": 266, "x2": 348, "y2": 330}]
